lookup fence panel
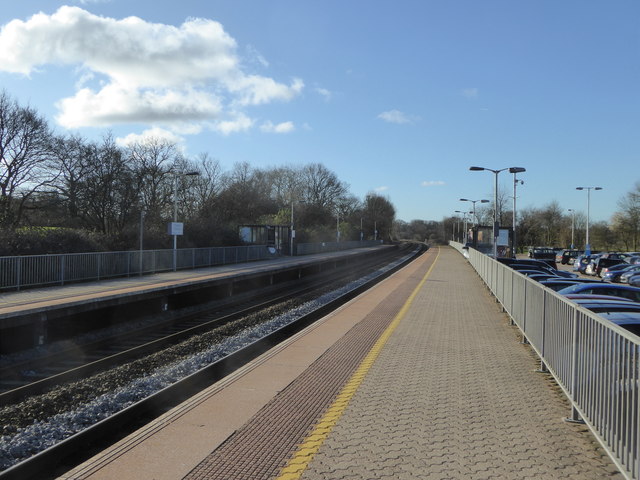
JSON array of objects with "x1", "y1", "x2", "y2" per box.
[{"x1": 450, "y1": 241, "x2": 640, "y2": 479}]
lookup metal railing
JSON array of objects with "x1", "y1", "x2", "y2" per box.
[
  {"x1": 0, "y1": 240, "x2": 385, "y2": 291},
  {"x1": 0, "y1": 245, "x2": 273, "y2": 291},
  {"x1": 450, "y1": 242, "x2": 639, "y2": 479}
]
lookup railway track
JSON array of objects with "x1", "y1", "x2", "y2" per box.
[{"x1": 0, "y1": 244, "x2": 424, "y2": 479}]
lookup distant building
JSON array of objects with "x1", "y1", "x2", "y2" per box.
[{"x1": 239, "y1": 224, "x2": 290, "y2": 254}]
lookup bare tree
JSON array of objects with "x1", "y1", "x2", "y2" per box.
[
  {"x1": 0, "y1": 90, "x2": 54, "y2": 227},
  {"x1": 301, "y1": 163, "x2": 348, "y2": 209},
  {"x1": 611, "y1": 182, "x2": 640, "y2": 251}
]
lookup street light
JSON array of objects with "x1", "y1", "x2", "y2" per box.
[
  {"x1": 290, "y1": 199, "x2": 306, "y2": 256},
  {"x1": 470, "y1": 166, "x2": 525, "y2": 258},
  {"x1": 171, "y1": 171, "x2": 200, "y2": 271},
  {"x1": 510, "y1": 167, "x2": 526, "y2": 256},
  {"x1": 455, "y1": 210, "x2": 471, "y2": 244},
  {"x1": 459, "y1": 198, "x2": 489, "y2": 226},
  {"x1": 576, "y1": 186, "x2": 602, "y2": 255},
  {"x1": 567, "y1": 208, "x2": 575, "y2": 249}
]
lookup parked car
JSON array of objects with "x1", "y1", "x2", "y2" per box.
[
  {"x1": 560, "y1": 249, "x2": 583, "y2": 265},
  {"x1": 594, "y1": 253, "x2": 627, "y2": 276},
  {"x1": 498, "y1": 257, "x2": 558, "y2": 270},
  {"x1": 625, "y1": 256, "x2": 640, "y2": 265},
  {"x1": 618, "y1": 265, "x2": 640, "y2": 284},
  {"x1": 508, "y1": 262, "x2": 577, "y2": 278},
  {"x1": 556, "y1": 283, "x2": 640, "y2": 302},
  {"x1": 629, "y1": 273, "x2": 640, "y2": 287},
  {"x1": 528, "y1": 246, "x2": 556, "y2": 261},
  {"x1": 596, "y1": 311, "x2": 640, "y2": 337},
  {"x1": 574, "y1": 254, "x2": 599, "y2": 274},
  {"x1": 539, "y1": 279, "x2": 604, "y2": 291},
  {"x1": 602, "y1": 264, "x2": 640, "y2": 283}
]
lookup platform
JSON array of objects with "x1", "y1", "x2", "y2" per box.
[{"x1": 60, "y1": 246, "x2": 622, "y2": 480}]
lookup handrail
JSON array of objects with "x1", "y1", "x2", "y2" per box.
[{"x1": 450, "y1": 241, "x2": 639, "y2": 479}]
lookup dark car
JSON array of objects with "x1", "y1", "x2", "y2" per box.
[
  {"x1": 528, "y1": 247, "x2": 556, "y2": 261},
  {"x1": 498, "y1": 257, "x2": 558, "y2": 270},
  {"x1": 539, "y1": 279, "x2": 604, "y2": 291},
  {"x1": 602, "y1": 264, "x2": 640, "y2": 283},
  {"x1": 629, "y1": 273, "x2": 640, "y2": 287},
  {"x1": 594, "y1": 253, "x2": 627, "y2": 276},
  {"x1": 560, "y1": 249, "x2": 584, "y2": 265},
  {"x1": 556, "y1": 283, "x2": 640, "y2": 303},
  {"x1": 618, "y1": 265, "x2": 640, "y2": 283},
  {"x1": 597, "y1": 311, "x2": 640, "y2": 337},
  {"x1": 509, "y1": 262, "x2": 577, "y2": 279},
  {"x1": 574, "y1": 254, "x2": 599, "y2": 274}
]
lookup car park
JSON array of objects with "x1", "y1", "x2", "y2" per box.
[{"x1": 556, "y1": 283, "x2": 640, "y2": 302}]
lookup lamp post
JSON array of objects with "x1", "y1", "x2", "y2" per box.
[
  {"x1": 568, "y1": 208, "x2": 575, "y2": 249},
  {"x1": 459, "y1": 198, "x2": 489, "y2": 226},
  {"x1": 171, "y1": 171, "x2": 200, "y2": 271},
  {"x1": 576, "y1": 186, "x2": 602, "y2": 255},
  {"x1": 336, "y1": 210, "x2": 340, "y2": 243},
  {"x1": 290, "y1": 199, "x2": 305, "y2": 256},
  {"x1": 455, "y1": 210, "x2": 471, "y2": 244},
  {"x1": 510, "y1": 167, "x2": 526, "y2": 256},
  {"x1": 470, "y1": 166, "x2": 525, "y2": 258}
]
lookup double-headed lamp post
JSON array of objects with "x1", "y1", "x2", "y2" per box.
[
  {"x1": 459, "y1": 198, "x2": 489, "y2": 226},
  {"x1": 576, "y1": 186, "x2": 602, "y2": 255},
  {"x1": 172, "y1": 171, "x2": 200, "y2": 271},
  {"x1": 470, "y1": 166, "x2": 526, "y2": 258},
  {"x1": 454, "y1": 210, "x2": 471, "y2": 244},
  {"x1": 567, "y1": 208, "x2": 575, "y2": 249},
  {"x1": 510, "y1": 167, "x2": 526, "y2": 256}
]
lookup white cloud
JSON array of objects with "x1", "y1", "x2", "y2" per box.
[
  {"x1": 212, "y1": 113, "x2": 254, "y2": 135},
  {"x1": 0, "y1": 6, "x2": 303, "y2": 134},
  {"x1": 56, "y1": 84, "x2": 222, "y2": 128},
  {"x1": 377, "y1": 109, "x2": 416, "y2": 124},
  {"x1": 316, "y1": 87, "x2": 332, "y2": 101},
  {"x1": 116, "y1": 127, "x2": 184, "y2": 148},
  {"x1": 375, "y1": 186, "x2": 389, "y2": 192},
  {"x1": 260, "y1": 121, "x2": 295, "y2": 134},
  {"x1": 421, "y1": 180, "x2": 445, "y2": 187},
  {"x1": 462, "y1": 88, "x2": 479, "y2": 99}
]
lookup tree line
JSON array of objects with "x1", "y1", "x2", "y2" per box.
[{"x1": 0, "y1": 90, "x2": 396, "y2": 255}]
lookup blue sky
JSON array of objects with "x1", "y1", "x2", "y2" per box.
[{"x1": 0, "y1": 0, "x2": 638, "y2": 223}]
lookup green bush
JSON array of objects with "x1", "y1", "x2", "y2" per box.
[{"x1": 0, "y1": 227, "x2": 108, "y2": 256}]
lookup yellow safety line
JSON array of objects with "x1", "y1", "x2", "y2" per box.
[{"x1": 276, "y1": 246, "x2": 441, "y2": 480}]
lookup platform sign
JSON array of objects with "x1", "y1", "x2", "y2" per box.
[{"x1": 168, "y1": 222, "x2": 184, "y2": 235}]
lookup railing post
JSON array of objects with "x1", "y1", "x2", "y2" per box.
[
  {"x1": 537, "y1": 291, "x2": 548, "y2": 373},
  {"x1": 566, "y1": 308, "x2": 584, "y2": 423},
  {"x1": 16, "y1": 257, "x2": 22, "y2": 291},
  {"x1": 60, "y1": 255, "x2": 66, "y2": 286}
]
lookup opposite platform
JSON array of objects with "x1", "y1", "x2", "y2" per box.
[{"x1": 62, "y1": 247, "x2": 623, "y2": 480}]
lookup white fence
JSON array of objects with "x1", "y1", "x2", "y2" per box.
[{"x1": 451, "y1": 242, "x2": 639, "y2": 480}]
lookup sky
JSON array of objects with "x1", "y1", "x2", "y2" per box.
[{"x1": 0, "y1": 0, "x2": 638, "y2": 223}]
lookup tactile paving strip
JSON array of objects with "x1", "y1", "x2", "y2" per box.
[{"x1": 183, "y1": 251, "x2": 437, "y2": 480}]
